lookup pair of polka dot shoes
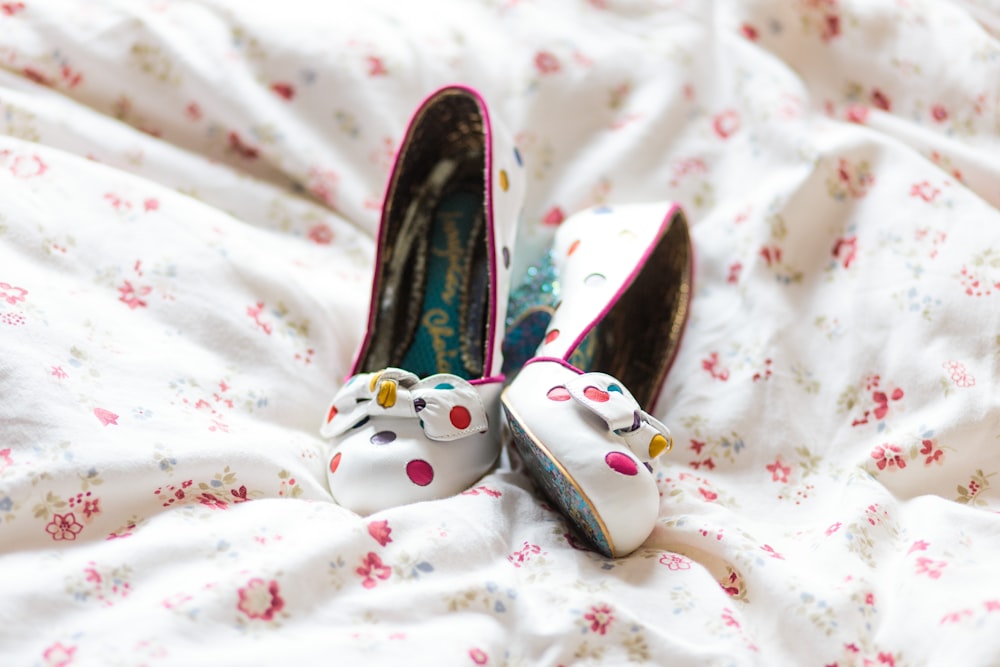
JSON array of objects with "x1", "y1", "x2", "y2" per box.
[
  {"x1": 501, "y1": 203, "x2": 693, "y2": 557},
  {"x1": 321, "y1": 85, "x2": 525, "y2": 515}
]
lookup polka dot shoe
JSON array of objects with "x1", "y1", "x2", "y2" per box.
[
  {"x1": 500, "y1": 203, "x2": 692, "y2": 557},
  {"x1": 320, "y1": 86, "x2": 525, "y2": 515}
]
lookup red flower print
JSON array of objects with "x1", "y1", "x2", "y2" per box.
[
  {"x1": 307, "y1": 223, "x2": 334, "y2": 245},
  {"x1": 507, "y1": 541, "x2": 543, "y2": 567},
  {"x1": 469, "y1": 648, "x2": 488, "y2": 665},
  {"x1": 740, "y1": 23, "x2": 759, "y2": 41},
  {"x1": 871, "y1": 443, "x2": 905, "y2": 470},
  {"x1": 689, "y1": 439, "x2": 705, "y2": 455},
  {"x1": 712, "y1": 109, "x2": 740, "y2": 139},
  {"x1": 82, "y1": 498, "x2": 101, "y2": 520},
  {"x1": 870, "y1": 88, "x2": 891, "y2": 112},
  {"x1": 198, "y1": 492, "x2": 228, "y2": 509},
  {"x1": 231, "y1": 485, "x2": 249, "y2": 503},
  {"x1": 822, "y1": 13, "x2": 840, "y2": 40},
  {"x1": 698, "y1": 487, "x2": 718, "y2": 501},
  {"x1": 766, "y1": 458, "x2": 791, "y2": 483},
  {"x1": 1, "y1": 3, "x2": 26, "y2": 16},
  {"x1": 910, "y1": 181, "x2": 940, "y2": 203},
  {"x1": 832, "y1": 236, "x2": 857, "y2": 268},
  {"x1": 931, "y1": 104, "x2": 948, "y2": 122},
  {"x1": 237, "y1": 577, "x2": 285, "y2": 620},
  {"x1": 368, "y1": 519, "x2": 393, "y2": 547},
  {"x1": 534, "y1": 50, "x2": 561, "y2": 75},
  {"x1": 46, "y1": 512, "x2": 84, "y2": 541},
  {"x1": 542, "y1": 206, "x2": 565, "y2": 226},
  {"x1": 185, "y1": 102, "x2": 203, "y2": 121},
  {"x1": 22, "y1": 66, "x2": 51, "y2": 86},
  {"x1": 42, "y1": 641, "x2": 76, "y2": 667},
  {"x1": 845, "y1": 104, "x2": 869, "y2": 124},
  {"x1": 865, "y1": 593, "x2": 875, "y2": 606},
  {"x1": 118, "y1": 280, "x2": 151, "y2": 309},
  {"x1": 270, "y1": 82, "x2": 295, "y2": 100},
  {"x1": 583, "y1": 604, "x2": 614, "y2": 635},
  {"x1": 701, "y1": 352, "x2": 730, "y2": 381},
  {"x1": 356, "y1": 552, "x2": 392, "y2": 589},
  {"x1": 915, "y1": 556, "x2": 946, "y2": 579},
  {"x1": 228, "y1": 131, "x2": 260, "y2": 160},
  {"x1": 0, "y1": 281, "x2": 27, "y2": 304}
]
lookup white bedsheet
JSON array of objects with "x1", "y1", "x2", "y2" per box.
[{"x1": 3, "y1": 1, "x2": 1000, "y2": 664}]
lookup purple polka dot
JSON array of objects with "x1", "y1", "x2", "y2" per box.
[
  {"x1": 503, "y1": 246, "x2": 510, "y2": 268},
  {"x1": 605, "y1": 452, "x2": 638, "y2": 476},
  {"x1": 413, "y1": 398, "x2": 427, "y2": 412},
  {"x1": 406, "y1": 459, "x2": 434, "y2": 486},
  {"x1": 370, "y1": 430, "x2": 396, "y2": 445}
]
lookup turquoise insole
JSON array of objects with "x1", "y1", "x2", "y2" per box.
[{"x1": 400, "y1": 191, "x2": 480, "y2": 379}]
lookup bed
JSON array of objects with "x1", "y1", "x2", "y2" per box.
[{"x1": 2, "y1": 0, "x2": 1000, "y2": 664}]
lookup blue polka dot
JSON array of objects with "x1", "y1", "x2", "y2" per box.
[
  {"x1": 514, "y1": 147, "x2": 523, "y2": 167},
  {"x1": 608, "y1": 384, "x2": 623, "y2": 393},
  {"x1": 593, "y1": 206, "x2": 612, "y2": 214},
  {"x1": 434, "y1": 383, "x2": 454, "y2": 390}
]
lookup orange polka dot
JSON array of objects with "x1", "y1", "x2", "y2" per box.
[
  {"x1": 568, "y1": 239, "x2": 581, "y2": 256},
  {"x1": 329, "y1": 452, "x2": 342, "y2": 474},
  {"x1": 544, "y1": 329, "x2": 560, "y2": 344},
  {"x1": 326, "y1": 404, "x2": 338, "y2": 422},
  {"x1": 499, "y1": 169, "x2": 509, "y2": 192}
]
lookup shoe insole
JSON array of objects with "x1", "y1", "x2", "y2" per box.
[{"x1": 399, "y1": 191, "x2": 482, "y2": 379}]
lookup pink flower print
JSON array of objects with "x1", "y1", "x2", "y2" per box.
[
  {"x1": 727, "y1": 262, "x2": 742, "y2": 284},
  {"x1": 759, "y1": 245, "x2": 782, "y2": 266},
  {"x1": 870, "y1": 88, "x2": 891, "y2": 112},
  {"x1": 507, "y1": 541, "x2": 543, "y2": 567},
  {"x1": 93, "y1": 408, "x2": 119, "y2": 426},
  {"x1": 871, "y1": 443, "x2": 906, "y2": 470},
  {"x1": 872, "y1": 387, "x2": 903, "y2": 420},
  {"x1": 307, "y1": 167, "x2": 339, "y2": 207},
  {"x1": 865, "y1": 592, "x2": 875, "y2": 606},
  {"x1": 185, "y1": 102, "x2": 203, "y2": 121},
  {"x1": 920, "y1": 439, "x2": 944, "y2": 465},
  {"x1": 659, "y1": 553, "x2": 692, "y2": 570},
  {"x1": 307, "y1": 223, "x2": 334, "y2": 245},
  {"x1": 270, "y1": 82, "x2": 295, "y2": 100},
  {"x1": 118, "y1": 280, "x2": 151, "y2": 309},
  {"x1": 908, "y1": 540, "x2": 929, "y2": 555},
  {"x1": 366, "y1": 56, "x2": 387, "y2": 77},
  {"x1": 368, "y1": 520, "x2": 393, "y2": 547},
  {"x1": 825, "y1": 522, "x2": 841, "y2": 536},
  {"x1": 821, "y1": 12, "x2": 841, "y2": 41},
  {"x1": 699, "y1": 487, "x2": 718, "y2": 501},
  {"x1": 469, "y1": 648, "x2": 488, "y2": 665},
  {"x1": 143, "y1": 198, "x2": 159, "y2": 212},
  {"x1": 761, "y1": 544, "x2": 785, "y2": 560},
  {"x1": 583, "y1": 604, "x2": 614, "y2": 635},
  {"x1": 46, "y1": 512, "x2": 84, "y2": 541},
  {"x1": 237, "y1": 578, "x2": 285, "y2": 620},
  {"x1": 985, "y1": 600, "x2": 1000, "y2": 613},
  {"x1": 534, "y1": 50, "x2": 561, "y2": 75},
  {"x1": 766, "y1": 458, "x2": 791, "y2": 483},
  {"x1": 0, "y1": 447, "x2": 11, "y2": 473},
  {"x1": 22, "y1": 66, "x2": 52, "y2": 86},
  {"x1": 845, "y1": 104, "x2": 869, "y2": 124},
  {"x1": 701, "y1": 352, "x2": 730, "y2": 381},
  {"x1": 9, "y1": 153, "x2": 48, "y2": 178},
  {"x1": 943, "y1": 360, "x2": 975, "y2": 388},
  {"x1": 712, "y1": 110, "x2": 740, "y2": 139},
  {"x1": 910, "y1": 181, "x2": 940, "y2": 203},
  {"x1": 42, "y1": 641, "x2": 76, "y2": 667},
  {"x1": 740, "y1": 23, "x2": 759, "y2": 41},
  {"x1": 1, "y1": 3, "x2": 26, "y2": 16},
  {"x1": 931, "y1": 104, "x2": 948, "y2": 122},
  {"x1": 0, "y1": 281, "x2": 27, "y2": 304},
  {"x1": 356, "y1": 552, "x2": 392, "y2": 589},
  {"x1": 832, "y1": 236, "x2": 857, "y2": 268},
  {"x1": 915, "y1": 557, "x2": 946, "y2": 579}
]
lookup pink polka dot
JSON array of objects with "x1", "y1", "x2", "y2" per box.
[
  {"x1": 329, "y1": 452, "x2": 342, "y2": 474},
  {"x1": 406, "y1": 459, "x2": 434, "y2": 486},
  {"x1": 605, "y1": 452, "x2": 638, "y2": 476},
  {"x1": 546, "y1": 386, "x2": 571, "y2": 401},
  {"x1": 450, "y1": 405, "x2": 472, "y2": 429},
  {"x1": 544, "y1": 329, "x2": 560, "y2": 344},
  {"x1": 583, "y1": 386, "x2": 610, "y2": 402}
]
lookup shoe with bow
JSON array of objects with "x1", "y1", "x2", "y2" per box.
[
  {"x1": 501, "y1": 202, "x2": 692, "y2": 557},
  {"x1": 321, "y1": 85, "x2": 524, "y2": 515}
]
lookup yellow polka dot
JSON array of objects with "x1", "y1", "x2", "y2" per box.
[
  {"x1": 499, "y1": 169, "x2": 509, "y2": 192},
  {"x1": 649, "y1": 434, "x2": 672, "y2": 458}
]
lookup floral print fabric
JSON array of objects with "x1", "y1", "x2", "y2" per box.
[{"x1": 2, "y1": 0, "x2": 1000, "y2": 664}]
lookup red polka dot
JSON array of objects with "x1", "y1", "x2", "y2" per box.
[
  {"x1": 406, "y1": 459, "x2": 434, "y2": 486},
  {"x1": 568, "y1": 239, "x2": 581, "y2": 256},
  {"x1": 546, "y1": 386, "x2": 571, "y2": 401},
  {"x1": 450, "y1": 405, "x2": 472, "y2": 429},
  {"x1": 326, "y1": 404, "x2": 338, "y2": 422},
  {"x1": 605, "y1": 452, "x2": 638, "y2": 476},
  {"x1": 329, "y1": 452, "x2": 342, "y2": 474},
  {"x1": 544, "y1": 329, "x2": 560, "y2": 344},
  {"x1": 583, "y1": 386, "x2": 610, "y2": 402}
]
